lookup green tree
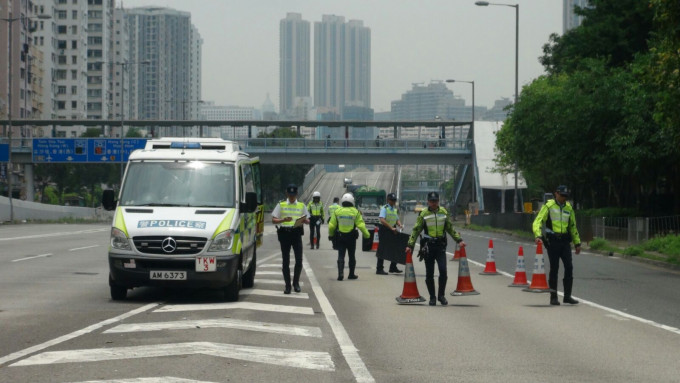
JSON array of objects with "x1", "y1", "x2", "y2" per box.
[{"x1": 257, "y1": 128, "x2": 311, "y2": 206}]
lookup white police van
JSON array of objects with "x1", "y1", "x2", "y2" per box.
[{"x1": 102, "y1": 138, "x2": 263, "y2": 301}]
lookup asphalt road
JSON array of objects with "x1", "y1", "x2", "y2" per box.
[{"x1": 1, "y1": 222, "x2": 679, "y2": 382}]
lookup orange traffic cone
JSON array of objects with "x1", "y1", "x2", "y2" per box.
[
  {"x1": 508, "y1": 246, "x2": 530, "y2": 287},
  {"x1": 480, "y1": 239, "x2": 500, "y2": 275},
  {"x1": 450, "y1": 246, "x2": 480, "y2": 296},
  {"x1": 450, "y1": 243, "x2": 461, "y2": 261},
  {"x1": 370, "y1": 226, "x2": 380, "y2": 251},
  {"x1": 396, "y1": 249, "x2": 426, "y2": 304},
  {"x1": 523, "y1": 242, "x2": 555, "y2": 293}
]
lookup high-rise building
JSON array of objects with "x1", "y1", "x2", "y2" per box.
[
  {"x1": 53, "y1": 0, "x2": 88, "y2": 121},
  {"x1": 31, "y1": 0, "x2": 56, "y2": 121},
  {"x1": 391, "y1": 81, "x2": 463, "y2": 121},
  {"x1": 200, "y1": 102, "x2": 261, "y2": 139},
  {"x1": 563, "y1": 0, "x2": 588, "y2": 33},
  {"x1": 112, "y1": 7, "x2": 130, "y2": 122},
  {"x1": 279, "y1": 13, "x2": 310, "y2": 119},
  {"x1": 86, "y1": 0, "x2": 114, "y2": 121},
  {"x1": 126, "y1": 7, "x2": 202, "y2": 136},
  {"x1": 314, "y1": 15, "x2": 371, "y2": 118}
]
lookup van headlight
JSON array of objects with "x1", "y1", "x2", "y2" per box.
[
  {"x1": 208, "y1": 230, "x2": 233, "y2": 252},
  {"x1": 111, "y1": 228, "x2": 131, "y2": 251}
]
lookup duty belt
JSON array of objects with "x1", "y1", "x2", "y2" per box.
[{"x1": 547, "y1": 233, "x2": 570, "y2": 241}]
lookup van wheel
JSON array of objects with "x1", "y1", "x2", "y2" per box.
[
  {"x1": 242, "y1": 251, "x2": 256, "y2": 288},
  {"x1": 110, "y1": 284, "x2": 127, "y2": 300},
  {"x1": 224, "y1": 267, "x2": 242, "y2": 302}
]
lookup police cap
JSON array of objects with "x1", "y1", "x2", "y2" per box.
[
  {"x1": 286, "y1": 184, "x2": 298, "y2": 195},
  {"x1": 387, "y1": 193, "x2": 397, "y2": 201},
  {"x1": 556, "y1": 185, "x2": 570, "y2": 197},
  {"x1": 427, "y1": 191, "x2": 439, "y2": 201}
]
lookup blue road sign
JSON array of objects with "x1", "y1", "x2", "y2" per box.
[
  {"x1": 32, "y1": 138, "x2": 147, "y2": 163},
  {"x1": 0, "y1": 143, "x2": 8, "y2": 162}
]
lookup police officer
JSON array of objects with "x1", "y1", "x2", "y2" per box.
[
  {"x1": 307, "y1": 191, "x2": 325, "y2": 249},
  {"x1": 327, "y1": 197, "x2": 340, "y2": 223},
  {"x1": 272, "y1": 184, "x2": 310, "y2": 294},
  {"x1": 406, "y1": 192, "x2": 465, "y2": 306},
  {"x1": 376, "y1": 192, "x2": 403, "y2": 275},
  {"x1": 532, "y1": 185, "x2": 582, "y2": 305},
  {"x1": 328, "y1": 193, "x2": 370, "y2": 281}
]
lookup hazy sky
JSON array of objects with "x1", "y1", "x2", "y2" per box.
[{"x1": 129, "y1": 0, "x2": 562, "y2": 113}]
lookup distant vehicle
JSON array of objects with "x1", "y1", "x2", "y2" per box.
[
  {"x1": 352, "y1": 186, "x2": 386, "y2": 228},
  {"x1": 343, "y1": 177, "x2": 352, "y2": 186},
  {"x1": 414, "y1": 203, "x2": 425, "y2": 213}
]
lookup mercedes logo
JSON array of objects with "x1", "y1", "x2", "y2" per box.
[{"x1": 161, "y1": 237, "x2": 177, "y2": 253}]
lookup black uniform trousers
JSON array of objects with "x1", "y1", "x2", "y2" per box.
[
  {"x1": 336, "y1": 232, "x2": 357, "y2": 275},
  {"x1": 309, "y1": 216, "x2": 322, "y2": 247},
  {"x1": 545, "y1": 237, "x2": 573, "y2": 291},
  {"x1": 376, "y1": 226, "x2": 398, "y2": 271},
  {"x1": 278, "y1": 229, "x2": 303, "y2": 286},
  {"x1": 424, "y1": 243, "x2": 448, "y2": 298}
]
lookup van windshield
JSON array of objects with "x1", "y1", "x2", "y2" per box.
[{"x1": 120, "y1": 161, "x2": 235, "y2": 208}]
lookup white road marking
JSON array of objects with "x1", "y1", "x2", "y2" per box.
[
  {"x1": 256, "y1": 252, "x2": 280, "y2": 265},
  {"x1": 255, "y1": 270, "x2": 281, "y2": 275},
  {"x1": 0, "y1": 228, "x2": 108, "y2": 242},
  {"x1": 241, "y1": 288, "x2": 309, "y2": 299},
  {"x1": 255, "y1": 278, "x2": 304, "y2": 286},
  {"x1": 154, "y1": 301, "x2": 314, "y2": 315},
  {"x1": 259, "y1": 264, "x2": 281, "y2": 268},
  {"x1": 104, "y1": 318, "x2": 322, "y2": 338},
  {"x1": 11, "y1": 342, "x2": 335, "y2": 371},
  {"x1": 303, "y1": 258, "x2": 375, "y2": 383},
  {"x1": 605, "y1": 314, "x2": 630, "y2": 321},
  {"x1": 69, "y1": 245, "x2": 100, "y2": 251},
  {"x1": 0, "y1": 303, "x2": 159, "y2": 367},
  {"x1": 447, "y1": 249, "x2": 680, "y2": 336},
  {"x1": 71, "y1": 378, "x2": 217, "y2": 383},
  {"x1": 11, "y1": 253, "x2": 52, "y2": 262}
]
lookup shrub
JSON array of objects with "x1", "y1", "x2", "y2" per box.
[
  {"x1": 589, "y1": 237, "x2": 608, "y2": 250},
  {"x1": 623, "y1": 246, "x2": 643, "y2": 256}
]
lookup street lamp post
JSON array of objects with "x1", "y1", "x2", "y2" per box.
[
  {"x1": 2, "y1": 12, "x2": 51, "y2": 222},
  {"x1": 475, "y1": 1, "x2": 520, "y2": 212},
  {"x1": 115, "y1": 60, "x2": 149, "y2": 182}
]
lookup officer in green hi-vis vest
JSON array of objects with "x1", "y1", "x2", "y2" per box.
[
  {"x1": 307, "y1": 191, "x2": 325, "y2": 249},
  {"x1": 272, "y1": 184, "x2": 310, "y2": 294},
  {"x1": 328, "y1": 193, "x2": 371, "y2": 281},
  {"x1": 327, "y1": 197, "x2": 340, "y2": 224},
  {"x1": 532, "y1": 185, "x2": 582, "y2": 306}
]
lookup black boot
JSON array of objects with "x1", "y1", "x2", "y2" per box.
[
  {"x1": 348, "y1": 261, "x2": 358, "y2": 279},
  {"x1": 426, "y1": 279, "x2": 436, "y2": 306},
  {"x1": 283, "y1": 270, "x2": 291, "y2": 294},
  {"x1": 293, "y1": 266, "x2": 302, "y2": 293},
  {"x1": 563, "y1": 278, "x2": 579, "y2": 304},
  {"x1": 549, "y1": 278, "x2": 559, "y2": 305},
  {"x1": 337, "y1": 260, "x2": 344, "y2": 281},
  {"x1": 438, "y1": 276, "x2": 448, "y2": 305},
  {"x1": 389, "y1": 262, "x2": 402, "y2": 273}
]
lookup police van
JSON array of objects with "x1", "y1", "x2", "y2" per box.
[{"x1": 102, "y1": 138, "x2": 263, "y2": 301}]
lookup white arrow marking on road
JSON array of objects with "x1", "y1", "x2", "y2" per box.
[
  {"x1": 240, "y1": 288, "x2": 309, "y2": 299},
  {"x1": 104, "y1": 318, "x2": 322, "y2": 338},
  {"x1": 11, "y1": 253, "x2": 52, "y2": 262},
  {"x1": 154, "y1": 301, "x2": 314, "y2": 315},
  {"x1": 255, "y1": 278, "x2": 304, "y2": 286},
  {"x1": 11, "y1": 342, "x2": 335, "y2": 371},
  {"x1": 71, "y1": 378, "x2": 218, "y2": 383}
]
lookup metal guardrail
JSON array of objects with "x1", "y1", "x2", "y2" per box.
[{"x1": 235, "y1": 138, "x2": 470, "y2": 151}]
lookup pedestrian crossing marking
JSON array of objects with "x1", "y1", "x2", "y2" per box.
[
  {"x1": 70, "y1": 378, "x2": 218, "y2": 383},
  {"x1": 241, "y1": 288, "x2": 309, "y2": 299},
  {"x1": 11, "y1": 342, "x2": 335, "y2": 371},
  {"x1": 255, "y1": 278, "x2": 304, "y2": 286},
  {"x1": 104, "y1": 318, "x2": 322, "y2": 338},
  {"x1": 254, "y1": 271, "x2": 281, "y2": 275},
  {"x1": 154, "y1": 301, "x2": 314, "y2": 315}
]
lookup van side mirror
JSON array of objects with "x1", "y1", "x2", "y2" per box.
[
  {"x1": 102, "y1": 189, "x2": 117, "y2": 211},
  {"x1": 241, "y1": 192, "x2": 257, "y2": 213}
]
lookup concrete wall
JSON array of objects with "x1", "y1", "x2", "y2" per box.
[{"x1": 0, "y1": 196, "x2": 112, "y2": 222}]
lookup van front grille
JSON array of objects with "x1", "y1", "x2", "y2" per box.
[{"x1": 132, "y1": 236, "x2": 207, "y2": 255}]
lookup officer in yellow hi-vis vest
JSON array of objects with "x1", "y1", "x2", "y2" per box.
[
  {"x1": 376, "y1": 192, "x2": 403, "y2": 275},
  {"x1": 327, "y1": 197, "x2": 340, "y2": 223},
  {"x1": 272, "y1": 184, "x2": 310, "y2": 294},
  {"x1": 407, "y1": 192, "x2": 465, "y2": 306},
  {"x1": 328, "y1": 193, "x2": 370, "y2": 281},
  {"x1": 533, "y1": 185, "x2": 582, "y2": 306},
  {"x1": 307, "y1": 191, "x2": 325, "y2": 249}
]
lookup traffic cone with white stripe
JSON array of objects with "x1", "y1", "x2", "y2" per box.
[
  {"x1": 450, "y1": 246, "x2": 480, "y2": 296},
  {"x1": 451, "y1": 243, "x2": 461, "y2": 261},
  {"x1": 508, "y1": 246, "x2": 530, "y2": 287},
  {"x1": 396, "y1": 249, "x2": 426, "y2": 304},
  {"x1": 370, "y1": 226, "x2": 380, "y2": 251},
  {"x1": 480, "y1": 239, "x2": 500, "y2": 275},
  {"x1": 522, "y1": 241, "x2": 555, "y2": 293}
]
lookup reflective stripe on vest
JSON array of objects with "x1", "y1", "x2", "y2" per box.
[
  {"x1": 308, "y1": 202, "x2": 323, "y2": 216},
  {"x1": 548, "y1": 202, "x2": 572, "y2": 234},
  {"x1": 280, "y1": 201, "x2": 305, "y2": 227},
  {"x1": 383, "y1": 204, "x2": 399, "y2": 226},
  {"x1": 423, "y1": 209, "x2": 448, "y2": 238},
  {"x1": 335, "y1": 207, "x2": 359, "y2": 233}
]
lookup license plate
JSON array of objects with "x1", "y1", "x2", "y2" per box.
[
  {"x1": 195, "y1": 255, "x2": 216, "y2": 272},
  {"x1": 150, "y1": 271, "x2": 187, "y2": 280}
]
